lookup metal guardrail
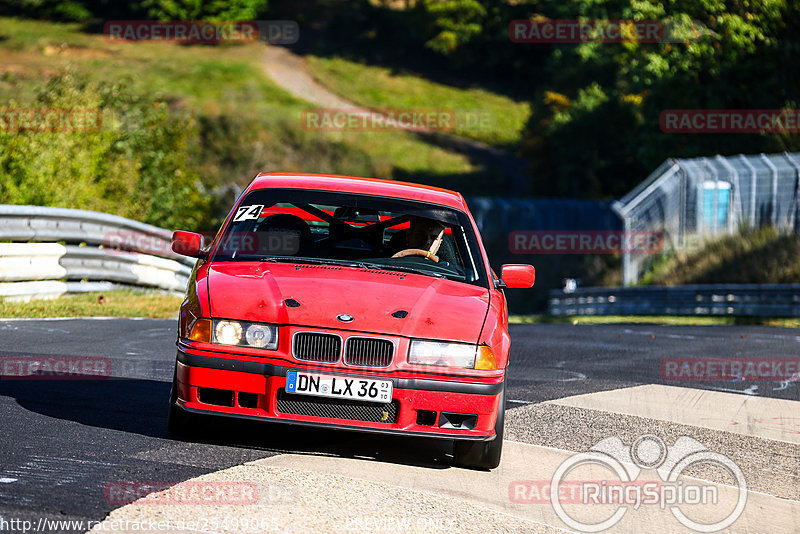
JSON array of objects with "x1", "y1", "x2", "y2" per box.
[
  {"x1": 549, "y1": 284, "x2": 800, "y2": 317},
  {"x1": 0, "y1": 205, "x2": 193, "y2": 301}
]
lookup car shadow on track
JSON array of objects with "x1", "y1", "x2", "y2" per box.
[{"x1": 0, "y1": 377, "x2": 455, "y2": 470}]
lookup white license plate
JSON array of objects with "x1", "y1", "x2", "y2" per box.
[{"x1": 285, "y1": 371, "x2": 392, "y2": 403}]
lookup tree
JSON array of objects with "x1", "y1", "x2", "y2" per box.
[{"x1": 141, "y1": 0, "x2": 267, "y2": 21}]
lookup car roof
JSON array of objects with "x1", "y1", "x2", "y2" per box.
[{"x1": 248, "y1": 172, "x2": 468, "y2": 211}]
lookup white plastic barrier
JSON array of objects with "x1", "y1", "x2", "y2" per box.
[{"x1": 0, "y1": 205, "x2": 196, "y2": 301}]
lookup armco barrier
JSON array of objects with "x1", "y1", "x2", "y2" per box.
[
  {"x1": 0, "y1": 205, "x2": 194, "y2": 301},
  {"x1": 549, "y1": 284, "x2": 800, "y2": 317}
]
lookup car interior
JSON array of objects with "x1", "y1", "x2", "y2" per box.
[{"x1": 217, "y1": 197, "x2": 479, "y2": 283}]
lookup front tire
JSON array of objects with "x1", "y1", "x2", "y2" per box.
[
  {"x1": 167, "y1": 365, "x2": 196, "y2": 438},
  {"x1": 453, "y1": 384, "x2": 505, "y2": 470}
]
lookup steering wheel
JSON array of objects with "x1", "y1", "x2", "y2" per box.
[
  {"x1": 391, "y1": 228, "x2": 445, "y2": 262},
  {"x1": 391, "y1": 248, "x2": 439, "y2": 262}
]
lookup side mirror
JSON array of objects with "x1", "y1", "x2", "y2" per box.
[
  {"x1": 172, "y1": 231, "x2": 205, "y2": 258},
  {"x1": 500, "y1": 264, "x2": 535, "y2": 289}
]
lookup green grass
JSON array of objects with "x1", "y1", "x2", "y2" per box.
[
  {"x1": 0, "y1": 290, "x2": 182, "y2": 319},
  {"x1": 0, "y1": 17, "x2": 475, "y2": 183},
  {"x1": 9, "y1": 295, "x2": 799, "y2": 325},
  {"x1": 641, "y1": 227, "x2": 800, "y2": 286},
  {"x1": 510, "y1": 314, "x2": 800, "y2": 327},
  {"x1": 306, "y1": 55, "x2": 530, "y2": 148}
]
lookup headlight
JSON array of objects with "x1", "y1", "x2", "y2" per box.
[
  {"x1": 210, "y1": 319, "x2": 278, "y2": 350},
  {"x1": 245, "y1": 324, "x2": 275, "y2": 348},
  {"x1": 215, "y1": 321, "x2": 243, "y2": 345},
  {"x1": 408, "y1": 340, "x2": 477, "y2": 368}
]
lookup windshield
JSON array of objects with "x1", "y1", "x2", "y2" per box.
[{"x1": 209, "y1": 188, "x2": 488, "y2": 287}]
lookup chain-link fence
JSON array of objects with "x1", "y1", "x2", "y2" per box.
[{"x1": 613, "y1": 152, "x2": 800, "y2": 285}]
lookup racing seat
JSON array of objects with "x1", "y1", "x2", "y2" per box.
[{"x1": 254, "y1": 214, "x2": 314, "y2": 256}]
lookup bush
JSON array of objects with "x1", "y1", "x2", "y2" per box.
[
  {"x1": 141, "y1": 0, "x2": 268, "y2": 21},
  {"x1": 0, "y1": 0, "x2": 92, "y2": 20},
  {"x1": 0, "y1": 72, "x2": 217, "y2": 230}
]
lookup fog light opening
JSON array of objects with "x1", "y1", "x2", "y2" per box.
[
  {"x1": 439, "y1": 412, "x2": 478, "y2": 430},
  {"x1": 416, "y1": 410, "x2": 438, "y2": 426},
  {"x1": 237, "y1": 392, "x2": 259, "y2": 409},
  {"x1": 198, "y1": 387, "x2": 234, "y2": 407}
]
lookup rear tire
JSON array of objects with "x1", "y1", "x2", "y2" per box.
[
  {"x1": 167, "y1": 365, "x2": 196, "y2": 438},
  {"x1": 453, "y1": 384, "x2": 505, "y2": 470}
]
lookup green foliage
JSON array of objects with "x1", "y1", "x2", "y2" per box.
[
  {"x1": 0, "y1": 290, "x2": 182, "y2": 318},
  {"x1": 0, "y1": 17, "x2": 481, "y2": 232},
  {"x1": 0, "y1": 0, "x2": 92, "y2": 20},
  {"x1": 0, "y1": 73, "x2": 216, "y2": 230},
  {"x1": 640, "y1": 227, "x2": 800, "y2": 285},
  {"x1": 421, "y1": 0, "x2": 486, "y2": 55},
  {"x1": 141, "y1": 0, "x2": 267, "y2": 21},
  {"x1": 515, "y1": 0, "x2": 800, "y2": 198},
  {"x1": 1, "y1": 0, "x2": 267, "y2": 21},
  {"x1": 303, "y1": 0, "x2": 799, "y2": 198},
  {"x1": 306, "y1": 55, "x2": 530, "y2": 148},
  {"x1": 191, "y1": 111, "x2": 382, "y2": 186}
]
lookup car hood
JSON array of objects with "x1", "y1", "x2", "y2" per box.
[{"x1": 206, "y1": 262, "x2": 490, "y2": 343}]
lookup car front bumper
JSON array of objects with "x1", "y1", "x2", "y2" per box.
[{"x1": 174, "y1": 347, "x2": 504, "y2": 441}]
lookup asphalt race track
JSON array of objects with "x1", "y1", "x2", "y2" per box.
[{"x1": 1, "y1": 319, "x2": 798, "y2": 533}]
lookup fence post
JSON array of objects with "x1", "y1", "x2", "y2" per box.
[
  {"x1": 739, "y1": 154, "x2": 757, "y2": 229},
  {"x1": 623, "y1": 216, "x2": 634, "y2": 285},
  {"x1": 678, "y1": 162, "x2": 686, "y2": 248},
  {"x1": 715, "y1": 155, "x2": 739, "y2": 234},
  {"x1": 611, "y1": 200, "x2": 633, "y2": 285},
  {"x1": 761, "y1": 153, "x2": 778, "y2": 227},
  {"x1": 784, "y1": 152, "x2": 800, "y2": 233}
]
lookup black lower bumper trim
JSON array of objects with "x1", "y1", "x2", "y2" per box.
[
  {"x1": 176, "y1": 349, "x2": 503, "y2": 396},
  {"x1": 177, "y1": 403, "x2": 493, "y2": 441}
]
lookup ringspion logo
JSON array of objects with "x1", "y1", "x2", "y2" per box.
[
  {"x1": 510, "y1": 480, "x2": 670, "y2": 504},
  {"x1": 548, "y1": 435, "x2": 746, "y2": 532}
]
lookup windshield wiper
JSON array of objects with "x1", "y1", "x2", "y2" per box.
[
  {"x1": 361, "y1": 263, "x2": 447, "y2": 279},
  {"x1": 260, "y1": 257, "x2": 369, "y2": 269}
]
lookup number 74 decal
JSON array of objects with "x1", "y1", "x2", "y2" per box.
[{"x1": 233, "y1": 204, "x2": 264, "y2": 222}]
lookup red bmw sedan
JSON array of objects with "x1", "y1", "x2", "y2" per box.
[{"x1": 168, "y1": 173, "x2": 535, "y2": 469}]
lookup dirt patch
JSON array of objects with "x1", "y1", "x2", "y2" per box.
[{"x1": 42, "y1": 44, "x2": 112, "y2": 58}]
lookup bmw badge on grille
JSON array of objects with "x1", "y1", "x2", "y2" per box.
[{"x1": 337, "y1": 314, "x2": 354, "y2": 323}]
